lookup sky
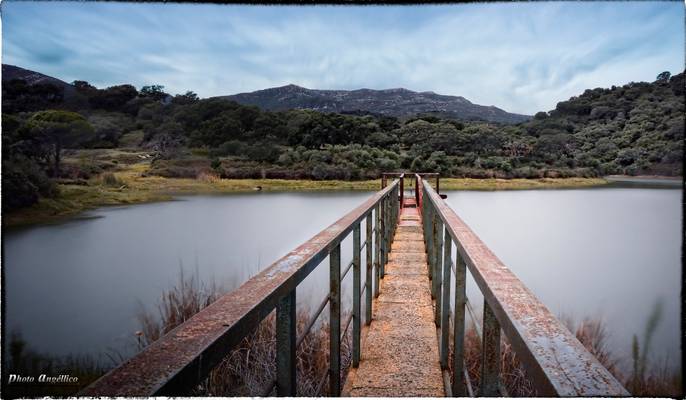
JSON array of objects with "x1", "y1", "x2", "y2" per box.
[{"x1": 1, "y1": 2, "x2": 683, "y2": 115}]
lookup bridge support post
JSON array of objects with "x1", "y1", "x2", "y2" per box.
[
  {"x1": 380, "y1": 197, "x2": 386, "y2": 278},
  {"x1": 426, "y1": 201, "x2": 436, "y2": 282},
  {"x1": 365, "y1": 214, "x2": 373, "y2": 325},
  {"x1": 433, "y1": 218, "x2": 443, "y2": 325},
  {"x1": 440, "y1": 229, "x2": 452, "y2": 369},
  {"x1": 388, "y1": 193, "x2": 392, "y2": 257},
  {"x1": 352, "y1": 224, "x2": 361, "y2": 368},
  {"x1": 388, "y1": 191, "x2": 393, "y2": 244},
  {"x1": 399, "y1": 175, "x2": 404, "y2": 208},
  {"x1": 374, "y1": 204, "x2": 381, "y2": 297},
  {"x1": 329, "y1": 244, "x2": 341, "y2": 396},
  {"x1": 453, "y1": 257, "x2": 467, "y2": 396},
  {"x1": 276, "y1": 290, "x2": 296, "y2": 396},
  {"x1": 480, "y1": 300, "x2": 501, "y2": 396}
]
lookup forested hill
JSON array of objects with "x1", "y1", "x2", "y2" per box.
[
  {"x1": 219, "y1": 84, "x2": 531, "y2": 124},
  {"x1": 2, "y1": 64, "x2": 683, "y2": 211}
]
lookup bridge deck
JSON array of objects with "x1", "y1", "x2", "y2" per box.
[{"x1": 343, "y1": 198, "x2": 444, "y2": 397}]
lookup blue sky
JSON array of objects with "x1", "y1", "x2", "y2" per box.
[{"x1": 1, "y1": 2, "x2": 683, "y2": 114}]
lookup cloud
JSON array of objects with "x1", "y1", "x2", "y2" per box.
[{"x1": 2, "y1": 2, "x2": 683, "y2": 114}]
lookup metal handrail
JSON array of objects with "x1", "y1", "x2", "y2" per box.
[
  {"x1": 81, "y1": 179, "x2": 401, "y2": 396},
  {"x1": 418, "y1": 174, "x2": 629, "y2": 396}
]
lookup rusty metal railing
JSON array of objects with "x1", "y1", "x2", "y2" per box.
[
  {"x1": 417, "y1": 175, "x2": 629, "y2": 397},
  {"x1": 81, "y1": 180, "x2": 401, "y2": 396}
]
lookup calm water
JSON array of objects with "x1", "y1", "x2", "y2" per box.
[
  {"x1": 3, "y1": 187, "x2": 682, "y2": 372},
  {"x1": 445, "y1": 187, "x2": 682, "y2": 371}
]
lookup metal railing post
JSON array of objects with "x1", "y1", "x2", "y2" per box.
[
  {"x1": 426, "y1": 200, "x2": 436, "y2": 282},
  {"x1": 415, "y1": 175, "x2": 420, "y2": 206},
  {"x1": 400, "y1": 175, "x2": 404, "y2": 207},
  {"x1": 329, "y1": 244, "x2": 341, "y2": 396},
  {"x1": 374, "y1": 204, "x2": 381, "y2": 298},
  {"x1": 480, "y1": 300, "x2": 501, "y2": 396},
  {"x1": 433, "y1": 217, "x2": 443, "y2": 325},
  {"x1": 365, "y1": 214, "x2": 373, "y2": 325},
  {"x1": 440, "y1": 229, "x2": 451, "y2": 369},
  {"x1": 276, "y1": 290, "x2": 296, "y2": 396},
  {"x1": 385, "y1": 194, "x2": 391, "y2": 270},
  {"x1": 453, "y1": 257, "x2": 467, "y2": 396},
  {"x1": 352, "y1": 224, "x2": 361, "y2": 367},
  {"x1": 393, "y1": 187, "x2": 402, "y2": 230},
  {"x1": 380, "y1": 196, "x2": 386, "y2": 278},
  {"x1": 428, "y1": 204, "x2": 435, "y2": 286}
]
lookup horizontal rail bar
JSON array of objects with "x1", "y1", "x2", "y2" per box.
[
  {"x1": 81, "y1": 180, "x2": 399, "y2": 396},
  {"x1": 464, "y1": 368, "x2": 475, "y2": 397},
  {"x1": 341, "y1": 259, "x2": 354, "y2": 281},
  {"x1": 297, "y1": 294, "x2": 330, "y2": 348},
  {"x1": 465, "y1": 298, "x2": 482, "y2": 340},
  {"x1": 342, "y1": 312, "x2": 353, "y2": 340},
  {"x1": 442, "y1": 370, "x2": 452, "y2": 397},
  {"x1": 315, "y1": 365, "x2": 329, "y2": 396},
  {"x1": 421, "y1": 179, "x2": 628, "y2": 397}
]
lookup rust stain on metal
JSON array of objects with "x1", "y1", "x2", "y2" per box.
[
  {"x1": 421, "y1": 180, "x2": 629, "y2": 397},
  {"x1": 81, "y1": 182, "x2": 399, "y2": 396},
  {"x1": 344, "y1": 202, "x2": 444, "y2": 397}
]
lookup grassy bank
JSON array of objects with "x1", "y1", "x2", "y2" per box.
[
  {"x1": 437, "y1": 177, "x2": 607, "y2": 190},
  {"x1": 3, "y1": 157, "x2": 609, "y2": 228}
]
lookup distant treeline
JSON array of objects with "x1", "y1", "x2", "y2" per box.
[{"x1": 2, "y1": 70, "x2": 683, "y2": 210}]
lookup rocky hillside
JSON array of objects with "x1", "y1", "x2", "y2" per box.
[
  {"x1": 219, "y1": 84, "x2": 531, "y2": 124},
  {"x1": 2, "y1": 64, "x2": 75, "y2": 93}
]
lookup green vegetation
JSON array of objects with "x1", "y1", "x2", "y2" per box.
[
  {"x1": 2, "y1": 70, "x2": 682, "y2": 218},
  {"x1": 2, "y1": 152, "x2": 608, "y2": 228}
]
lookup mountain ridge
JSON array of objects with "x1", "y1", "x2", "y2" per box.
[{"x1": 217, "y1": 84, "x2": 531, "y2": 124}]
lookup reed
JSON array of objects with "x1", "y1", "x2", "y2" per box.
[{"x1": 135, "y1": 267, "x2": 352, "y2": 396}]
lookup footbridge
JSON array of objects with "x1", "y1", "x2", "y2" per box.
[{"x1": 82, "y1": 173, "x2": 628, "y2": 397}]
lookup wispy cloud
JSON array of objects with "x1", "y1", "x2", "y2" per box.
[{"x1": 2, "y1": 2, "x2": 682, "y2": 114}]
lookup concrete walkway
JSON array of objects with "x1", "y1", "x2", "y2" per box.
[{"x1": 343, "y1": 198, "x2": 444, "y2": 397}]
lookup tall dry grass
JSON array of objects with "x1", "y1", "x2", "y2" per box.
[
  {"x1": 450, "y1": 316, "x2": 682, "y2": 397},
  {"x1": 137, "y1": 270, "x2": 680, "y2": 397},
  {"x1": 136, "y1": 268, "x2": 353, "y2": 396},
  {"x1": 136, "y1": 268, "x2": 221, "y2": 348}
]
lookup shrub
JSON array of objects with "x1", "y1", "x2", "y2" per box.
[
  {"x1": 1, "y1": 155, "x2": 57, "y2": 211},
  {"x1": 101, "y1": 172, "x2": 123, "y2": 187}
]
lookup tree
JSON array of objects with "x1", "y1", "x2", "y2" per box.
[
  {"x1": 2, "y1": 79, "x2": 64, "y2": 113},
  {"x1": 73, "y1": 80, "x2": 96, "y2": 92},
  {"x1": 655, "y1": 71, "x2": 671, "y2": 83},
  {"x1": 172, "y1": 91, "x2": 199, "y2": 105},
  {"x1": 140, "y1": 85, "x2": 168, "y2": 101},
  {"x1": 26, "y1": 110, "x2": 94, "y2": 176},
  {"x1": 89, "y1": 84, "x2": 138, "y2": 110}
]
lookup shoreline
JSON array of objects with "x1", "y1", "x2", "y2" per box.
[
  {"x1": 3, "y1": 173, "x2": 610, "y2": 229},
  {"x1": 604, "y1": 175, "x2": 683, "y2": 186}
]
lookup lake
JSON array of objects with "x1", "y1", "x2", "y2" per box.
[{"x1": 3, "y1": 186, "x2": 681, "y2": 373}]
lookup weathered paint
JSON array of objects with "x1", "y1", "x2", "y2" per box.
[
  {"x1": 276, "y1": 290, "x2": 296, "y2": 396},
  {"x1": 330, "y1": 243, "x2": 341, "y2": 396},
  {"x1": 421, "y1": 180, "x2": 629, "y2": 396},
  {"x1": 344, "y1": 198, "x2": 445, "y2": 397},
  {"x1": 480, "y1": 299, "x2": 501, "y2": 396},
  {"x1": 433, "y1": 217, "x2": 443, "y2": 325},
  {"x1": 453, "y1": 257, "x2": 467, "y2": 396},
  {"x1": 80, "y1": 182, "x2": 398, "y2": 396},
  {"x1": 352, "y1": 224, "x2": 361, "y2": 367},
  {"x1": 365, "y1": 215, "x2": 373, "y2": 326},
  {"x1": 440, "y1": 228, "x2": 452, "y2": 369}
]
